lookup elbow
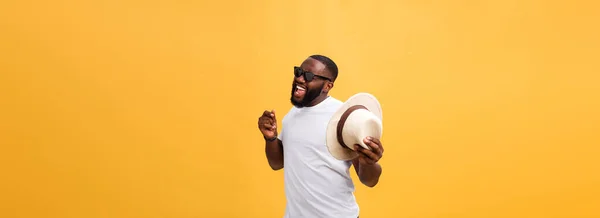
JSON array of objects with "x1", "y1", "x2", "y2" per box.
[
  {"x1": 270, "y1": 164, "x2": 283, "y2": 171},
  {"x1": 358, "y1": 163, "x2": 382, "y2": 188},
  {"x1": 361, "y1": 178, "x2": 379, "y2": 188},
  {"x1": 268, "y1": 161, "x2": 284, "y2": 171}
]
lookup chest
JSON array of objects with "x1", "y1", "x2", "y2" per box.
[{"x1": 281, "y1": 111, "x2": 331, "y2": 152}]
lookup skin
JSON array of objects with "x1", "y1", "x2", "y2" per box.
[{"x1": 257, "y1": 57, "x2": 384, "y2": 187}]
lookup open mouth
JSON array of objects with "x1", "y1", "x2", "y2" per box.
[{"x1": 294, "y1": 85, "x2": 306, "y2": 98}]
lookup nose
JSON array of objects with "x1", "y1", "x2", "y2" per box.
[{"x1": 294, "y1": 73, "x2": 306, "y2": 84}]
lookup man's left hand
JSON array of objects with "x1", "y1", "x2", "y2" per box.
[{"x1": 354, "y1": 137, "x2": 384, "y2": 165}]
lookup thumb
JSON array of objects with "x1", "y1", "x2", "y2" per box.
[{"x1": 270, "y1": 110, "x2": 277, "y2": 129}]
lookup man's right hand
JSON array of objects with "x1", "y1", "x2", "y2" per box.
[
  {"x1": 260, "y1": 109, "x2": 284, "y2": 170},
  {"x1": 258, "y1": 110, "x2": 278, "y2": 140}
]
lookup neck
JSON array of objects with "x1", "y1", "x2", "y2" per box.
[{"x1": 306, "y1": 94, "x2": 329, "y2": 107}]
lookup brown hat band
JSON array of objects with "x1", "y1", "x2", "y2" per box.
[{"x1": 336, "y1": 105, "x2": 368, "y2": 149}]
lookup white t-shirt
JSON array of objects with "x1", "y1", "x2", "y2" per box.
[{"x1": 277, "y1": 96, "x2": 359, "y2": 218}]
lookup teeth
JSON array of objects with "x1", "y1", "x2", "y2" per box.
[{"x1": 296, "y1": 86, "x2": 305, "y2": 90}]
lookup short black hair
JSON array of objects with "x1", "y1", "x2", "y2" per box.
[{"x1": 310, "y1": 54, "x2": 338, "y2": 81}]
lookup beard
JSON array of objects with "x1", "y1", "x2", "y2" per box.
[{"x1": 290, "y1": 82, "x2": 324, "y2": 108}]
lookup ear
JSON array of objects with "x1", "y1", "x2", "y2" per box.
[{"x1": 324, "y1": 81, "x2": 334, "y2": 92}]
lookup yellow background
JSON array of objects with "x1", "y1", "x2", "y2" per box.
[{"x1": 1, "y1": 0, "x2": 599, "y2": 217}]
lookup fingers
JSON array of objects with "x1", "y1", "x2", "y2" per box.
[
  {"x1": 258, "y1": 109, "x2": 279, "y2": 136},
  {"x1": 260, "y1": 110, "x2": 277, "y2": 121},
  {"x1": 354, "y1": 144, "x2": 379, "y2": 163},
  {"x1": 360, "y1": 147, "x2": 380, "y2": 161},
  {"x1": 263, "y1": 110, "x2": 276, "y2": 118},
  {"x1": 263, "y1": 123, "x2": 276, "y2": 130},
  {"x1": 368, "y1": 137, "x2": 381, "y2": 146},
  {"x1": 259, "y1": 110, "x2": 278, "y2": 131},
  {"x1": 356, "y1": 150, "x2": 375, "y2": 165},
  {"x1": 364, "y1": 137, "x2": 383, "y2": 155},
  {"x1": 354, "y1": 137, "x2": 384, "y2": 165},
  {"x1": 258, "y1": 117, "x2": 276, "y2": 129}
]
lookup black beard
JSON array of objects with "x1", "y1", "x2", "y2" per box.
[{"x1": 290, "y1": 83, "x2": 324, "y2": 108}]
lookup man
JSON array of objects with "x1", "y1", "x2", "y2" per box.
[{"x1": 257, "y1": 55, "x2": 384, "y2": 218}]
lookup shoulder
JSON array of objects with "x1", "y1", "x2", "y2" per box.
[
  {"x1": 328, "y1": 96, "x2": 343, "y2": 106},
  {"x1": 324, "y1": 96, "x2": 344, "y2": 110},
  {"x1": 280, "y1": 106, "x2": 297, "y2": 122}
]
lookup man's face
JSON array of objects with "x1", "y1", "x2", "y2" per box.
[{"x1": 290, "y1": 58, "x2": 332, "y2": 107}]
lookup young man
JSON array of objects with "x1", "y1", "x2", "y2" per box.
[{"x1": 257, "y1": 55, "x2": 384, "y2": 218}]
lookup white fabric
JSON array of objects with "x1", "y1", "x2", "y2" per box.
[
  {"x1": 325, "y1": 92, "x2": 383, "y2": 161},
  {"x1": 277, "y1": 96, "x2": 359, "y2": 218}
]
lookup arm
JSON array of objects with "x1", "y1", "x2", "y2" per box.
[
  {"x1": 353, "y1": 159, "x2": 382, "y2": 187},
  {"x1": 258, "y1": 109, "x2": 284, "y2": 171},
  {"x1": 265, "y1": 138, "x2": 284, "y2": 170},
  {"x1": 352, "y1": 137, "x2": 384, "y2": 187}
]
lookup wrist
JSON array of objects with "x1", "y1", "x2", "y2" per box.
[{"x1": 264, "y1": 134, "x2": 278, "y2": 142}]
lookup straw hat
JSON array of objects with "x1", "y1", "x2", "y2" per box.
[{"x1": 326, "y1": 93, "x2": 383, "y2": 160}]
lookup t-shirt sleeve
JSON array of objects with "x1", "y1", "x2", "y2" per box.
[
  {"x1": 277, "y1": 118, "x2": 284, "y2": 141},
  {"x1": 277, "y1": 131, "x2": 282, "y2": 141},
  {"x1": 277, "y1": 107, "x2": 293, "y2": 141}
]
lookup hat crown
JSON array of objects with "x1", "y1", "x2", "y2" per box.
[
  {"x1": 326, "y1": 92, "x2": 383, "y2": 161},
  {"x1": 341, "y1": 108, "x2": 383, "y2": 149}
]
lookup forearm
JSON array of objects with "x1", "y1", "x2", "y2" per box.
[
  {"x1": 265, "y1": 139, "x2": 284, "y2": 170},
  {"x1": 358, "y1": 162, "x2": 382, "y2": 187}
]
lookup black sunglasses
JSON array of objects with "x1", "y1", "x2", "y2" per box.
[{"x1": 294, "y1": 66, "x2": 332, "y2": 82}]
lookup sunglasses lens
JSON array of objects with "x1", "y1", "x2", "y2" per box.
[
  {"x1": 294, "y1": 67, "x2": 318, "y2": 82},
  {"x1": 305, "y1": 72, "x2": 314, "y2": 81}
]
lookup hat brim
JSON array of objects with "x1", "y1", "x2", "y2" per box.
[{"x1": 326, "y1": 93, "x2": 383, "y2": 161}]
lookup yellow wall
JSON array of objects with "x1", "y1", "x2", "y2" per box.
[{"x1": 1, "y1": 0, "x2": 599, "y2": 217}]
